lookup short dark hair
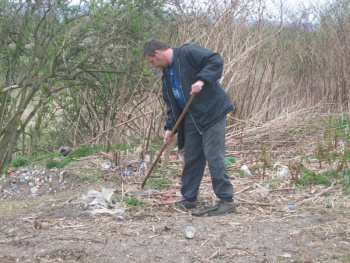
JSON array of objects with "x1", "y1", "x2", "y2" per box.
[{"x1": 143, "y1": 39, "x2": 170, "y2": 57}]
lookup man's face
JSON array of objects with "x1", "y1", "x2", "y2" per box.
[{"x1": 145, "y1": 50, "x2": 169, "y2": 69}]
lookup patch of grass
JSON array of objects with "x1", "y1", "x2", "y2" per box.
[
  {"x1": 297, "y1": 167, "x2": 333, "y2": 186},
  {"x1": 2, "y1": 157, "x2": 30, "y2": 173},
  {"x1": 147, "y1": 178, "x2": 172, "y2": 190},
  {"x1": 3, "y1": 157, "x2": 28, "y2": 172},
  {"x1": 44, "y1": 145, "x2": 102, "y2": 169},
  {"x1": 168, "y1": 167, "x2": 181, "y2": 174},
  {"x1": 111, "y1": 143, "x2": 134, "y2": 151},
  {"x1": 70, "y1": 145, "x2": 102, "y2": 158},
  {"x1": 330, "y1": 115, "x2": 350, "y2": 138},
  {"x1": 322, "y1": 169, "x2": 339, "y2": 179},
  {"x1": 45, "y1": 158, "x2": 71, "y2": 168},
  {"x1": 331, "y1": 253, "x2": 350, "y2": 261},
  {"x1": 343, "y1": 170, "x2": 350, "y2": 195},
  {"x1": 343, "y1": 186, "x2": 350, "y2": 195},
  {"x1": 10, "y1": 157, "x2": 29, "y2": 167},
  {"x1": 154, "y1": 167, "x2": 181, "y2": 175},
  {"x1": 297, "y1": 172, "x2": 333, "y2": 186},
  {"x1": 149, "y1": 137, "x2": 165, "y2": 151},
  {"x1": 78, "y1": 172, "x2": 102, "y2": 181},
  {"x1": 123, "y1": 196, "x2": 145, "y2": 206}
]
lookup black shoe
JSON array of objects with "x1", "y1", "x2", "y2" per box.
[
  {"x1": 207, "y1": 201, "x2": 237, "y2": 216},
  {"x1": 175, "y1": 200, "x2": 198, "y2": 211}
]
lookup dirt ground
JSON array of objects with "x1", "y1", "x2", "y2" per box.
[{"x1": 1, "y1": 147, "x2": 350, "y2": 263}]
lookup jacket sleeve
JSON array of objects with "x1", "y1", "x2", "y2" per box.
[
  {"x1": 185, "y1": 45, "x2": 224, "y2": 85},
  {"x1": 162, "y1": 77, "x2": 175, "y2": 131}
]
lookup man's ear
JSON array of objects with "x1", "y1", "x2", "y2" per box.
[{"x1": 155, "y1": 50, "x2": 161, "y2": 56}]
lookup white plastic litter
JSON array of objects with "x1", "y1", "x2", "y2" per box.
[
  {"x1": 281, "y1": 253, "x2": 292, "y2": 258},
  {"x1": 100, "y1": 162, "x2": 111, "y2": 170},
  {"x1": 90, "y1": 208, "x2": 125, "y2": 215},
  {"x1": 81, "y1": 187, "x2": 125, "y2": 215},
  {"x1": 185, "y1": 226, "x2": 196, "y2": 239},
  {"x1": 240, "y1": 165, "x2": 252, "y2": 176},
  {"x1": 277, "y1": 166, "x2": 291, "y2": 178}
]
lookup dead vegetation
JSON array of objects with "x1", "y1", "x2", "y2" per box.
[{"x1": 1, "y1": 107, "x2": 350, "y2": 262}]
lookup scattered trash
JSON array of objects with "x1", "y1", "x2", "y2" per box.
[
  {"x1": 139, "y1": 161, "x2": 147, "y2": 170},
  {"x1": 123, "y1": 170, "x2": 131, "y2": 176},
  {"x1": 82, "y1": 187, "x2": 114, "y2": 207},
  {"x1": 81, "y1": 187, "x2": 125, "y2": 216},
  {"x1": 225, "y1": 156, "x2": 236, "y2": 165},
  {"x1": 277, "y1": 166, "x2": 291, "y2": 178},
  {"x1": 184, "y1": 226, "x2": 196, "y2": 239},
  {"x1": 240, "y1": 165, "x2": 252, "y2": 176},
  {"x1": 288, "y1": 205, "x2": 297, "y2": 210},
  {"x1": 89, "y1": 208, "x2": 125, "y2": 216},
  {"x1": 101, "y1": 162, "x2": 111, "y2": 170},
  {"x1": 281, "y1": 253, "x2": 292, "y2": 259},
  {"x1": 144, "y1": 154, "x2": 151, "y2": 163},
  {"x1": 162, "y1": 194, "x2": 171, "y2": 201}
]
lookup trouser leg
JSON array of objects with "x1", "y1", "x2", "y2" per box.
[
  {"x1": 180, "y1": 114, "x2": 206, "y2": 202},
  {"x1": 203, "y1": 116, "x2": 234, "y2": 202}
]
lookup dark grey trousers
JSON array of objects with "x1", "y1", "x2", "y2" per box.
[{"x1": 181, "y1": 114, "x2": 234, "y2": 202}]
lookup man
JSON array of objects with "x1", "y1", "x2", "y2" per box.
[{"x1": 143, "y1": 39, "x2": 236, "y2": 216}]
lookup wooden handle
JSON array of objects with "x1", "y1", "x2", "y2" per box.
[{"x1": 141, "y1": 94, "x2": 197, "y2": 189}]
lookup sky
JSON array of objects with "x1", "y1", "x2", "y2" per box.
[
  {"x1": 69, "y1": 0, "x2": 334, "y2": 22},
  {"x1": 69, "y1": 0, "x2": 333, "y2": 8}
]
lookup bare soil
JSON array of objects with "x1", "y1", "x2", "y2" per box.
[{"x1": 1, "y1": 145, "x2": 350, "y2": 263}]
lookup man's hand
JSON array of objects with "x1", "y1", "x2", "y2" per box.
[
  {"x1": 164, "y1": 130, "x2": 174, "y2": 145},
  {"x1": 190, "y1": 80, "x2": 204, "y2": 95}
]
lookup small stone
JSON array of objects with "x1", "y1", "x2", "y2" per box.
[
  {"x1": 59, "y1": 146, "x2": 72, "y2": 156},
  {"x1": 59, "y1": 170, "x2": 68, "y2": 176},
  {"x1": 116, "y1": 215, "x2": 124, "y2": 221},
  {"x1": 30, "y1": 186, "x2": 39, "y2": 195},
  {"x1": 281, "y1": 253, "x2": 292, "y2": 258}
]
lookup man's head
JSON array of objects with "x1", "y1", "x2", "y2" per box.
[{"x1": 143, "y1": 39, "x2": 172, "y2": 69}]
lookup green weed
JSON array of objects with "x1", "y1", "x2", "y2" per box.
[
  {"x1": 2, "y1": 157, "x2": 29, "y2": 173},
  {"x1": 343, "y1": 186, "x2": 350, "y2": 196},
  {"x1": 111, "y1": 143, "x2": 134, "y2": 151},
  {"x1": 147, "y1": 178, "x2": 172, "y2": 190},
  {"x1": 70, "y1": 145, "x2": 102, "y2": 158},
  {"x1": 44, "y1": 145, "x2": 102, "y2": 168},
  {"x1": 297, "y1": 169, "x2": 333, "y2": 186},
  {"x1": 78, "y1": 172, "x2": 102, "y2": 181},
  {"x1": 8, "y1": 157, "x2": 29, "y2": 168},
  {"x1": 123, "y1": 196, "x2": 145, "y2": 206},
  {"x1": 45, "y1": 158, "x2": 71, "y2": 168},
  {"x1": 331, "y1": 253, "x2": 350, "y2": 261}
]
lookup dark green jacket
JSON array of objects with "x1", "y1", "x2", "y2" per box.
[{"x1": 162, "y1": 43, "x2": 234, "y2": 150}]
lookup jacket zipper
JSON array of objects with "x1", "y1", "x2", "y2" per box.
[{"x1": 176, "y1": 57, "x2": 202, "y2": 135}]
